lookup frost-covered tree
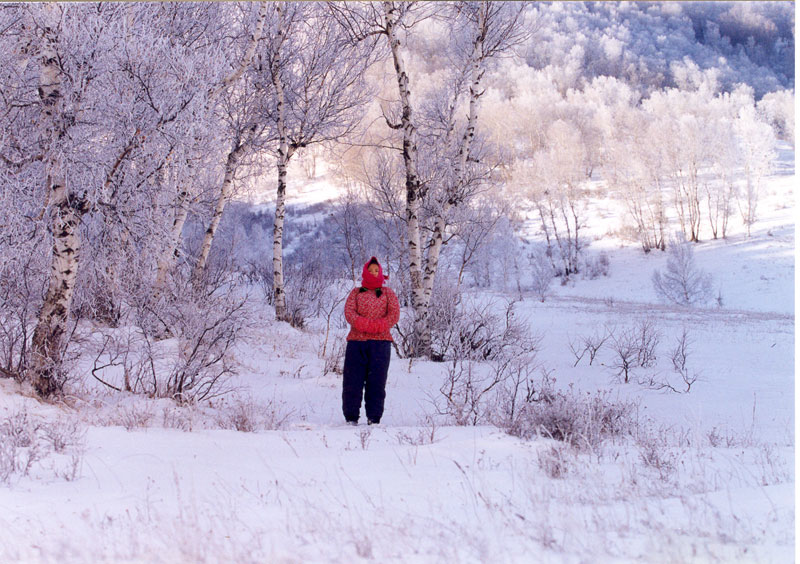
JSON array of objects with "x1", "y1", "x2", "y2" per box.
[
  {"x1": 257, "y1": 2, "x2": 374, "y2": 323},
  {"x1": 7, "y1": 4, "x2": 204, "y2": 394},
  {"x1": 332, "y1": 1, "x2": 527, "y2": 357},
  {"x1": 451, "y1": 198, "x2": 510, "y2": 289},
  {"x1": 190, "y1": 2, "x2": 271, "y2": 282},
  {"x1": 652, "y1": 233, "x2": 714, "y2": 307},
  {"x1": 643, "y1": 87, "x2": 720, "y2": 243},
  {"x1": 527, "y1": 245, "x2": 554, "y2": 302},
  {"x1": 0, "y1": 3, "x2": 240, "y2": 395},
  {"x1": 757, "y1": 89, "x2": 795, "y2": 145},
  {"x1": 529, "y1": 119, "x2": 590, "y2": 277},
  {"x1": 605, "y1": 111, "x2": 668, "y2": 253},
  {"x1": 735, "y1": 103, "x2": 776, "y2": 237}
]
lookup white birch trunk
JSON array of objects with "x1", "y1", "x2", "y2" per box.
[
  {"x1": 154, "y1": 187, "x2": 190, "y2": 296},
  {"x1": 383, "y1": 1, "x2": 427, "y2": 355},
  {"x1": 29, "y1": 14, "x2": 81, "y2": 396},
  {"x1": 208, "y1": 2, "x2": 269, "y2": 101},
  {"x1": 273, "y1": 151, "x2": 291, "y2": 322},
  {"x1": 418, "y1": 8, "x2": 486, "y2": 353},
  {"x1": 271, "y1": 4, "x2": 293, "y2": 322},
  {"x1": 161, "y1": 3, "x2": 267, "y2": 290},
  {"x1": 193, "y1": 142, "x2": 247, "y2": 281}
]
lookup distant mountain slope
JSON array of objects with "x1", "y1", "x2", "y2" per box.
[{"x1": 517, "y1": 2, "x2": 793, "y2": 97}]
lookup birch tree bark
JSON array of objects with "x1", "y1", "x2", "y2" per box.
[
  {"x1": 165, "y1": 2, "x2": 269, "y2": 290},
  {"x1": 28, "y1": 9, "x2": 85, "y2": 395},
  {"x1": 153, "y1": 180, "x2": 190, "y2": 296},
  {"x1": 417, "y1": 5, "x2": 488, "y2": 353},
  {"x1": 265, "y1": 2, "x2": 373, "y2": 323},
  {"x1": 22, "y1": 3, "x2": 239, "y2": 393},
  {"x1": 270, "y1": 2, "x2": 293, "y2": 322},
  {"x1": 193, "y1": 137, "x2": 251, "y2": 280},
  {"x1": 382, "y1": 1, "x2": 427, "y2": 353},
  {"x1": 380, "y1": 1, "x2": 525, "y2": 356}
]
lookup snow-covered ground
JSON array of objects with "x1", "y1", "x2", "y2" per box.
[{"x1": 0, "y1": 149, "x2": 794, "y2": 563}]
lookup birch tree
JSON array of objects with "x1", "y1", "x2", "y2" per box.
[
  {"x1": 20, "y1": 4, "x2": 130, "y2": 395},
  {"x1": 643, "y1": 88, "x2": 718, "y2": 243},
  {"x1": 3, "y1": 3, "x2": 229, "y2": 395},
  {"x1": 331, "y1": 1, "x2": 526, "y2": 356},
  {"x1": 152, "y1": 2, "x2": 271, "y2": 286},
  {"x1": 411, "y1": 1, "x2": 528, "y2": 355},
  {"x1": 258, "y1": 2, "x2": 374, "y2": 322},
  {"x1": 734, "y1": 104, "x2": 775, "y2": 237},
  {"x1": 606, "y1": 110, "x2": 667, "y2": 252},
  {"x1": 328, "y1": 0, "x2": 433, "y2": 347},
  {"x1": 529, "y1": 119, "x2": 590, "y2": 277},
  {"x1": 706, "y1": 116, "x2": 738, "y2": 239},
  {"x1": 87, "y1": 3, "x2": 238, "y2": 319}
]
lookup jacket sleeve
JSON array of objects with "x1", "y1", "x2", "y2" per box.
[
  {"x1": 344, "y1": 288, "x2": 361, "y2": 328},
  {"x1": 344, "y1": 288, "x2": 374, "y2": 333},
  {"x1": 384, "y1": 288, "x2": 400, "y2": 330}
]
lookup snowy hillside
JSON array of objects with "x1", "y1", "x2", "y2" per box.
[
  {"x1": 1, "y1": 144, "x2": 793, "y2": 562},
  {"x1": 0, "y1": 2, "x2": 794, "y2": 563}
]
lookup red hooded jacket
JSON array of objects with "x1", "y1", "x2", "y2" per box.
[{"x1": 344, "y1": 258, "x2": 400, "y2": 342}]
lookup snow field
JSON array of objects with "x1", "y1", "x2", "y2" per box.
[
  {"x1": 0, "y1": 150, "x2": 794, "y2": 563},
  {"x1": 0, "y1": 413, "x2": 792, "y2": 563}
]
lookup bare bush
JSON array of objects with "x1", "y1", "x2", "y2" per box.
[
  {"x1": 634, "y1": 319, "x2": 660, "y2": 368},
  {"x1": 394, "y1": 415, "x2": 440, "y2": 446},
  {"x1": 282, "y1": 259, "x2": 338, "y2": 330},
  {"x1": 0, "y1": 439, "x2": 44, "y2": 483},
  {"x1": 670, "y1": 328, "x2": 699, "y2": 392},
  {"x1": 358, "y1": 427, "x2": 372, "y2": 450},
  {"x1": 527, "y1": 246, "x2": 555, "y2": 302},
  {"x1": 161, "y1": 406, "x2": 197, "y2": 432},
  {"x1": 213, "y1": 395, "x2": 292, "y2": 432},
  {"x1": 607, "y1": 320, "x2": 661, "y2": 383},
  {"x1": 117, "y1": 403, "x2": 156, "y2": 431},
  {"x1": 608, "y1": 329, "x2": 639, "y2": 384},
  {"x1": 0, "y1": 249, "x2": 81, "y2": 393},
  {"x1": 505, "y1": 375, "x2": 641, "y2": 450},
  {"x1": 438, "y1": 351, "x2": 538, "y2": 426},
  {"x1": 323, "y1": 338, "x2": 346, "y2": 376},
  {"x1": 94, "y1": 269, "x2": 252, "y2": 403},
  {"x1": 317, "y1": 283, "x2": 349, "y2": 360},
  {"x1": 638, "y1": 328, "x2": 699, "y2": 393},
  {"x1": 0, "y1": 441, "x2": 17, "y2": 484},
  {"x1": 244, "y1": 258, "x2": 274, "y2": 305},
  {"x1": 438, "y1": 361, "x2": 491, "y2": 426},
  {"x1": 538, "y1": 444, "x2": 572, "y2": 479},
  {"x1": 582, "y1": 251, "x2": 610, "y2": 279},
  {"x1": 652, "y1": 233, "x2": 714, "y2": 306},
  {"x1": 436, "y1": 288, "x2": 535, "y2": 364},
  {"x1": 40, "y1": 417, "x2": 87, "y2": 453},
  {"x1": 434, "y1": 299, "x2": 542, "y2": 425},
  {"x1": 636, "y1": 432, "x2": 677, "y2": 478},
  {"x1": 492, "y1": 363, "x2": 542, "y2": 428},
  {"x1": 569, "y1": 326, "x2": 611, "y2": 367},
  {"x1": 0, "y1": 407, "x2": 86, "y2": 484},
  {"x1": 1, "y1": 408, "x2": 40, "y2": 447},
  {"x1": 0, "y1": 250, "x2": 48, "y2": 381}
]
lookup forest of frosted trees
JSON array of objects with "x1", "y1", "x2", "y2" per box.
[{"x1": 0, "y1": 2, "x2": 794, "y2": 399}]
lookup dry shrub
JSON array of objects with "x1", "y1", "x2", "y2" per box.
[
  {"x1": 323, "y1": 339, "x2": 346, "y2": 376},
  {"x1": 91, "y1": 268, "x2": 252, "y2": 403},
  {"x1": 505, "y1": 375, "x2": 640, "y2": 450},
  {"x1": 213, "y1": 395, "x2": 292, "y2": 432},
  {"x1": 0, "y1": 406, "x2": 86, "y2": 484},
  {"x1": 434, "y1": 299, "x2": 542, "y2": 426},
  {"x1": 537, "y1": 444, "x2": 572, "y2": 479}
]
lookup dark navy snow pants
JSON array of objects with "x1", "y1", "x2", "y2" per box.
[{"x1": 342, "y1": 340, "x2": 391, "y2": 423}]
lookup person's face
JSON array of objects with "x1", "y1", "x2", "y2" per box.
[{"x1": 368, "y1": 264, "x2": 380, "y2": 277}]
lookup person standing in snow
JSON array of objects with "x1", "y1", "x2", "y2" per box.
[{"x1": 342, "y1": 257, "x2": 400, "y2": 425}]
